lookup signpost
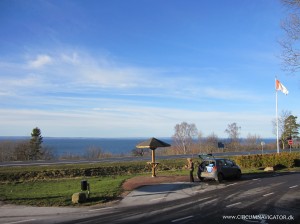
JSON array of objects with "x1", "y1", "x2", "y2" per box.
[
  {"x1": 288, "y1": 140, "x2": 293, "y2": 153},
  {"x1": 261, "y1": 141, "x2": 265, "y2": 155}
]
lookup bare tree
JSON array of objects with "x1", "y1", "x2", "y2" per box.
[
  {"x1": 204, "y1": 132, "x2": 219, "y2": 153},
  {"x1": 225, "y1": 123, "x2": 241, "y2": 142},
  {"x1": 272, "y1": 110, "x2": 291, "y2": 135},
  {"x1": 84, "y1": 146, "x2": 104, "y2": 159},
  {"x1": 245, "y1": 133, "x2": 261, "y2": 151},
  {"x1": 172, "y1": 122, "x2": 198, "y2": 154},
  {"x1": 197, "y1": 130, "x2": 204, "y2": 153},
  {"x1": 131, "y1": 148, "x2": 150, "y2": 156},
  {"x1": 14, "y1": 141, "x2": 31, "y2": 161},
  {"x1": 0, "y1": 139, "x2": 55, "y2": 161},
  {"x1": 0, "y1": 141, "x2": 16, "y2": 161},
  {"x1": 225, "y1": 122, "x2": 241, "y2": 151},
  {"x1": 272, "y1": 110, "x2": 292, "y2": 148},
  {"x1": 41, "y1": 146, "x2": 57, "y2": 160},
  {"x1": 280, "y1": 0, "x2": 300, "y2": 73}
]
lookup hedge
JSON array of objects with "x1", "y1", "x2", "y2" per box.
[
  {"x1": 234, "y1": 152, "x2": 300, "y2": 169},
  {"x1": 0, "y1": 159, "x2": 187, "y2": 182},
  {"x1": 1, "y1": 153, "x2": 298, "y2": 182}
]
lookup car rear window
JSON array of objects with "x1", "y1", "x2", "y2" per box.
[{"x1": 201, "y1": 160, "x2": 216, "y2": 172}]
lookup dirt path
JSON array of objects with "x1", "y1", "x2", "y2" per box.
[{"x1": 122, "y1": 175, "x2": 190, "y2": 191}]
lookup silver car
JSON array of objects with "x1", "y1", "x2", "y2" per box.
[{"x1": 197, "y1": 154, "x2": 242, "y2": 182}]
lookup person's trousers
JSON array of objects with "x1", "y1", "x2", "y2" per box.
[{"x1": 189, "y1": 170, "x2": 194, "y2": 182}]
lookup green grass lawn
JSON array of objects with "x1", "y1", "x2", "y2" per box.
[
  {"x1": 0, "y1": 175, "x2": 132, "y2": 206},
  {"x1": 0, "y1": 169, "x2": 188, "y2": 207}
]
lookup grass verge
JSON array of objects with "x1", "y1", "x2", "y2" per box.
[
  {"x1": 0, "y1": 169, "x2": 187, "y2": 207},
  {"x1": 1, "y1": 165, "x2": 299, "y2": 207},
  {"x1": 0, "y1": 175, "x2": 132, "y2": 206}
]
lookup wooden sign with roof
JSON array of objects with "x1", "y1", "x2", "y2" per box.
[{"x1": 136, "y1": 137, "x2": 171, "y2": 177}]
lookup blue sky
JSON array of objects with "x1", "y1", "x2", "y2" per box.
[{"x1": 0, "y1": 0, "x2": 299, "y2": 138}]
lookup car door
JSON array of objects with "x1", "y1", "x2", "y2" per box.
[
  {"x1": 224, "y1": 159, "x2": 235, "y2": 177},
  {"x1": 217, "y1": 159, "x2": 228, "y2": 177}
]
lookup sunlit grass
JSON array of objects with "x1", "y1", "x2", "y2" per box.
[
  {"x1": 0, "y1": 158, "x2": 299, "y2": 207},
  {"x1": 0, "y1": 176, "x2": 131, "y2": 206}
]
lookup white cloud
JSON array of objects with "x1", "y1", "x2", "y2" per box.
[
  {"x1": 0, "y1": 106, "x2": 274, "y2": 138},
  {"x1": 203, "y1": 87, "x2": 261, "y2": 101},
  {"x1": 79, "y1": 66, "x2": 141, "y2": 88},
  {"x1": 0, "y1": 49, "x2": 276, "y2": 138},
  {"x1": 28, "y1": 54, "x2": 53, "y2": 69},
  {"x1": 61, "y1": 52, "x2": 79, "y2": 65},
  {"x1": 1, "y1": 50, "x2": 265, "y2": 103}
]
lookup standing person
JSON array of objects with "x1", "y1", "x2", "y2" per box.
[{"x1": 187, "y1": 158, "x2": 194, "y2": 182}]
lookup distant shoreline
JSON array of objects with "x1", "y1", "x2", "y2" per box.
[{"x1": 0, "y1": 136, "x2": 277, "y2": 157}]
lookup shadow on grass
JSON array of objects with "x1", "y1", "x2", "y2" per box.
[
  {"x1": 4, "y1": 195, "x2": 64, "y2": 201},
  {"x1": 86, "y1": 195, "x2": 121, "y2": 203}
]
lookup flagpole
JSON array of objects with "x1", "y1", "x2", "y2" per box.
[{"x1": 275, "y1": 78, "x2": 280, "y2": 154}]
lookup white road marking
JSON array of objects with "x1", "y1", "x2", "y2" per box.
[
  {"x1": 263, "y1": 192, "x2": 274, "y2": 197},
  {"x1": 88, "y1": 207, "x2": 114, "y2": 212},
  {"x1": 252, "y1": 178, "x2": 260, "y2": 181},
  {"x1": 172, "y1": 215, "x2": 194, "y2": 222},
  {"x1": 198, "y1": 197, "x2": 212, "y2": 202},
  {"x1": 226, "y1": 202, "x2": 241, "y2": 208},
  {"x1": 150, "y1": 197, "x2": 166, "y2": 201},
  {"x1": 227, "y1": 183, "x2": 238, "y2": 187},
  {"x1": 201, "y1": 198, "x2": 218, "y2": 205},
  {"x1": 289, "y1": 185, "x2": 298, "y2": 189},
  {"x1": 5, "y1": 219, "x2": 36, "y2": 224}
]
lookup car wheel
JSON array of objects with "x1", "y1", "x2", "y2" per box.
[
  {"x1": 236, "y1": 170, "x2": 241, "y2": 179},
  {"x1": 216, "y1": 173, "x2": 224, "y2": 183}
]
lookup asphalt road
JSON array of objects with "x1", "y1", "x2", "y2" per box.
[
  {"x1": 1, "y1": 149, "x2": 299, "y2": 167},
  {"x1": 1, "y1": 172, "x2": 299, "y2": 224}
]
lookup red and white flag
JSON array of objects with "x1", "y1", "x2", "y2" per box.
[{"x1": 275, "y1": 79, "x2": 289, "y2": 95}]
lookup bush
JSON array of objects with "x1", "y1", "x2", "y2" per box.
[
  {"x1": 0, "y1": 159, "x2": 186, "y2": 182},
  {"x1": 235, "y1": 152, "x2": 299, "y2": 169},
  {"x1": 1, "y1": 153, "x2": 298, "y2": 182}
]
